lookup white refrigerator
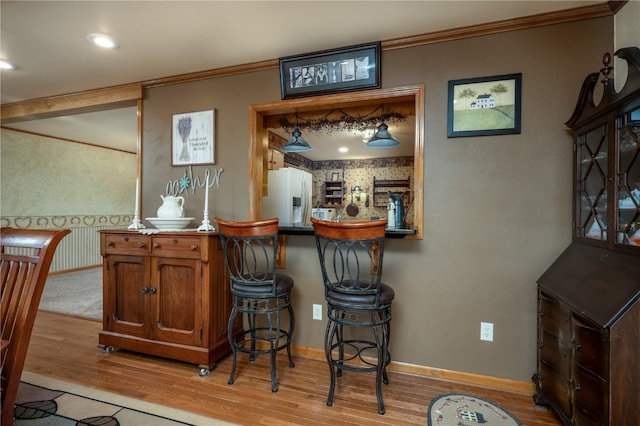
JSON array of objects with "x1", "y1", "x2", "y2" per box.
[{"x1": 263, "y1": 167, "x2": 312, "y2": 225}]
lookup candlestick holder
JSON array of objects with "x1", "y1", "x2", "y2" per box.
[
  {"x1": 197, "y1": 209, "x2": 215, "y2": 231},
  {"x1": 198, "y1": 173, "x2": 214, "y2": 231},
  {"x1": 128, "y1": 212, "x2": 146, "y2": 230}
]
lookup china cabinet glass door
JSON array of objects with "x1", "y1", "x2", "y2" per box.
[
  {"x1": 616, "y1": 106, "x2": 640, "y2": 246},
  {"x1": 576, "y1": 123, "x2": 608, "y2": 241}
]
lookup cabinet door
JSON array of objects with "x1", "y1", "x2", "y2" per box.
[
  {"x1": 103, "y1": 254, "x2": 149, "y2": 338},
  {"x1": 576, "y1": 122, "x2": 609, "y2": 241},
  {"x1": 150, "y1": 257, "x2": 203, "y2": 346},
  {"x1": 268, "y1": 148, "x2": 284, "y2": 170},
  {"x1": 616, "y1": 106, "x2": 640, "y2": 246}
]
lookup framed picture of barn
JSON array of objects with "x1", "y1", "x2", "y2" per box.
[{"x1": 447, "y1": 73, "x2": 522, "y2": 138}]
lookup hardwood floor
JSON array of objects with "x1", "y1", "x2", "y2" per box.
[{"x1": 23, "y1": 311, "x2": 561, "y2": 425}]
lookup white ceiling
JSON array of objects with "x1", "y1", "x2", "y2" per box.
[{"x1": 1, "y1": 1, "x2": 606, "y2": 157}]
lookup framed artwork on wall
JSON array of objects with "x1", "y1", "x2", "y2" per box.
[
  {"x1": 447, "y1": 73, "x2": 522, "y2": 138},
  {"x1": 172, "y1": 109, "x2": 215, "y2": 166},
  {"x1": 279, "y1": 42, "x2": 381, "y2": 99}
]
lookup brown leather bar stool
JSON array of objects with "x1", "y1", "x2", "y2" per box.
[
  {"x1": 311, "y1": 217, "x2": 394, "y2": 415},
  {"x1": 214, "y1": 217, "x2": 295, "y2": 392}
]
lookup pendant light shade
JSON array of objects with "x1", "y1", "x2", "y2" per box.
[
  {"x1": 282, "y1": 128, "x2": 312, "y2": 152},
  {"x1": 365, "y1": 123, "x2": 400, "y2": 148}
]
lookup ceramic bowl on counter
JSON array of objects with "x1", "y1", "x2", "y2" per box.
[{"x1": 145, "y1": 217, "x2": 195, "y2": 231}]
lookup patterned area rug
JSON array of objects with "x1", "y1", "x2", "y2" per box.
[
  {"x1": 428, "y1": 392, "x2": 521, "y2": 425},
  {"x1": 15, "y1": 371, "x2": 235, "y2": 426}
]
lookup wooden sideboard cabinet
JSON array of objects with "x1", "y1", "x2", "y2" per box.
[{"x1": 98, "y1": 230, "x2": 241, "y2": 375}]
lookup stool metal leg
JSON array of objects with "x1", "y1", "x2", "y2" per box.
[
  {"x1": 383, "y1": 321, "x2": 390, "y2": 385},
  {"x1": 374, "y1": 324, "x2": 385, "y2": 415},
  {"x1": 227, "y1": 305, "x2": 239, "y2": 385},
  {"x1": 286, "y1": 303, "x2": 296, "y2": 367},
  {"x1": 268, "y1": 309, "x2": 278, "y2": 392},
  {"x1": 249, "y1": 305, "x2": 257, "y2": 362},
  {"x1": 325, "y1": 315, "x2": 338, "y2": 407}
]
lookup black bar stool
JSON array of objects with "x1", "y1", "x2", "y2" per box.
[
  {"x1": 215, "y1": 217, "x2": 295, "y2": 392},
  {"x1": 311, "y1": 217, "x2": 394, "y2": 414}
]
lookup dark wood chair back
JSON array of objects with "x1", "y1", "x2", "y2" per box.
[{"x1": 1, "y1": 227, "x2": 70, "y2": 426}]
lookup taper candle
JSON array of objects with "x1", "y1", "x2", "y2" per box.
[
  {"x1": 204, "y1": 174, "x2": 209, "y2": 210},
  {"x1": 134, "y1": 178, "x2": 139, "y2": 215}
]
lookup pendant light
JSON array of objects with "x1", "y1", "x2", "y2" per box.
[
  {"x1": 282, "y1": 113, "x2": 312, "y2": 152},
  {"x1": 365, "y1": 122, "x2": 400, "y2": 148}
]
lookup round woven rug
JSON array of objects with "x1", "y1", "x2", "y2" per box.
[{"x1": 428, "y1": 392, "x2": 521, "y2": 425}]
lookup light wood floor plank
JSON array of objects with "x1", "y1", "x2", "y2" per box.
[{"x1": 23, "y1": 311, "x2": 561, "y2": 425}]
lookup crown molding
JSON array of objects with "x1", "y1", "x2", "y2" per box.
[
  {"x1": 0, "y1": 3, "x2": 617, "y2": 120},
  {"x1": 383, "y1": 3, "x2": 615, "y2": 50}
]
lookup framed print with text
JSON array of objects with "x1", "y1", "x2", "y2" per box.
[{"x1": 172, "y1": 109, "x2": 215, "y2": 166}]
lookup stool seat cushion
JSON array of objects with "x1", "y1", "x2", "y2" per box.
[
  {"x1": 327, "y1": 282, "x2": 395, "y2": 306},
  {"x1": 232, "y1": 272, "x2": 294, "y2": 295}
]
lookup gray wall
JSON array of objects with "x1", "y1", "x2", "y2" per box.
[{"x1": 141, "y1": 17, "x2": 613, "y2": 382}]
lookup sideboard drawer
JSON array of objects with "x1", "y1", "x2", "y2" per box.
[
  {"x1": 539, "y1": 330, "x2": 572, "y2": 379},
  {"x1": 151, "y1": 236, "x2": 203, "y2": 259},
  {"x1": 102, "y1": 234, "x2": 150, "y2": 255},
  {"x1": 538, "y1": 362, "x2": 572, "y2": 416},
  {"x1": 573, "y1": 365, "x2": 608, "y2": 425},
  {"x1": 539, "y1": 292, "x2": 572, "y2": 340},
  {"x1": 573, "y1": 316, "x2": 608, "y2": 379}
]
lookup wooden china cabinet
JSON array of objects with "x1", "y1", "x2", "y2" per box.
[
  {"x1": 98, "y1": 230, "x2": 242, "y2": 375},
  {"x1": 533, "y1": 47, "x2": 640, "y2": 426}
]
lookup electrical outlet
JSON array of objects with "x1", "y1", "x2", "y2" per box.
[
  {"x1": 480, "y1": 322, "x2": 494, "y2": 342},
  {"x1": 312, "y1": 304, "x2": 322, "y2": 320}
]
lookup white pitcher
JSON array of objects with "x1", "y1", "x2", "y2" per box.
[{"x1": 157, "y1": 195, "x2": 185, "y2": 218}]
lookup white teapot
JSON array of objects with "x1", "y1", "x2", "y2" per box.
[{"x1": 157, "y1": 195, "x2": 185, "y2": 218}]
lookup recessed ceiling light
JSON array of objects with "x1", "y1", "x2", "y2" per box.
[
  {"x1": 86, "y1": 33, "x2": 119, "y2": 49},
  {"x1": 0, "y1": 59, "x2": 16, "y2": 70}
]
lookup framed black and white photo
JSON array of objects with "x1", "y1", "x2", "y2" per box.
[
  {"x1": 447, "y1": 73, "x2": 522, "y2": 138},
  {"x1": 171, "y1": 109, "x2": 215, "y2": 166},
  {"x1": 279, "y1": 42, "x2": 381, "y2": 99}
]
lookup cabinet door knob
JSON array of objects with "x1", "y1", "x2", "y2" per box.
[
  {"x1": 191, "y1": 244, "x2": 198, "y2": 251},
  {"x1": 142, "y1": 287, "x2": 148, "y2": 294},
  {"x1": 106, "y1": 241, "x2": 114, "y2": 247},
  {"x1": 153, "y1": 242, "x2": 160, "y2": 248},
  {"x1": 172, "y1": 239, "x2": 179, "y2": 244},
  {"x1": 138, "y1": 242, "x2": 146, "y2": 248},
  {"x1": 149, "y1": 288, "x2": 157, "y2": 295}
]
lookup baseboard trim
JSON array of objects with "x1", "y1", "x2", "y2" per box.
[{"x1": 292, "y1": 344, "x2": 535, "y2": 394}]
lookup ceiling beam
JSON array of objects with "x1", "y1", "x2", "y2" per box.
[{"x1": 0, "y1": 83, "x2": 142, "y2": 123}]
